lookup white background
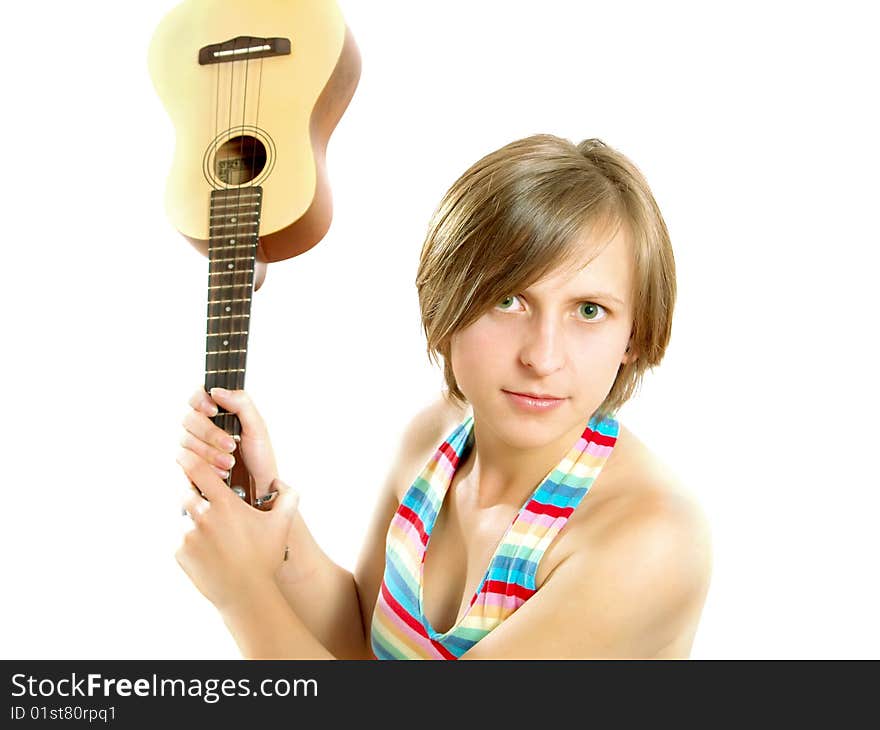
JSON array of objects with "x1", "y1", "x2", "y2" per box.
[{"x1": 2, "y1": 0, "x2": 877, "y2": 659}]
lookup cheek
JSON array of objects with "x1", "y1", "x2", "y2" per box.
[{"x1": 450, "y1": 320, "x2": 506, "y2": 385}]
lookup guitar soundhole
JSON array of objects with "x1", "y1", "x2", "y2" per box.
[{"x1": 214, "y1": 135, "x2": 267, "y2": 185}]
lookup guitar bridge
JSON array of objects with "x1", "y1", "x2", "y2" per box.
[{"x1": 199, "y1": 36, "x2": 291, "y2": 65}]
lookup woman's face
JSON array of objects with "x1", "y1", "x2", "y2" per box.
[{"x1": 450, "y1": 226, "x2": 635, "y2": 447}]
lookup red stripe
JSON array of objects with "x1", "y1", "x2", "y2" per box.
[
  {"x1": 380, "y1": 581, "x2": 429, "y2": 638},
  {"x1": 438, "y1": 439, "x2": 461, "y2": 467},
  {"x1": 380, "y1": 581, "x2": 458, "y2": 660},
  {"x1": 583, "y1": 424, "x2": 618, "y2": 447},
  {"x1": 481, "y1": 580, "x2": 536, "y2": 601},
  {"x1": 525, "y1": 500, "x2": 574, "y2": 519},
  {"x1": 396, "y1": 503, "x2": 429, "y2": 547}
]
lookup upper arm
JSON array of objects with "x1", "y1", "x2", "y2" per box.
[
  {"x1": 458, "y1": 494, "x2": 714, "y2": 659},
  {"x1": 351, "y1": 462, "x2": 400, "y2": 659},
  {"x1": 352, "y1": 393, "x2": 462, "y2": 659}
]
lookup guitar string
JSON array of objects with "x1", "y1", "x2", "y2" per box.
[
  {"x1": 226, "y1": 38, "x2": 241, "y2": 485},
  {"x1": 215, "y1": 38, "x2": 237, "y2": 483},
  {"x1": 248, "y1": 46, "x2": 265, "y2": 401},
  {"x1": 209, "y1": 36, "x2": 221, "y2": 436},
  {"x1": 225, "y1": 35, "x2": 235, "y2": 419},
  {"x1": 231, "y1": 36, "x2": 249, "y2": 484},
  {"x1": 223, "y1": 37, "x2": 241, "y2": 486},
  {"x1": 220, "y1": 42, "x2": 236, "y2": 474},
  {"x1": 237, "y1": 35, "x2": 250, "y2": 403}
]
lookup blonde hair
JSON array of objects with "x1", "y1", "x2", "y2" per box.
[{"x1": 415, "y1": 134, "x2": 676, "y2": 421}]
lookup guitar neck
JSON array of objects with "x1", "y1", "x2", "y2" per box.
[{"x1": 205, "y1": 185, "x2": 263, "y2": 439}]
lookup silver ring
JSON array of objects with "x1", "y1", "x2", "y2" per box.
[{"x1": 255, "y1": 490, "x2": 279, "y2": 507}]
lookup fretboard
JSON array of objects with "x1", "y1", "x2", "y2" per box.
[{"x1": 205, "y1": 186, "x2": 263, "y2": 439}]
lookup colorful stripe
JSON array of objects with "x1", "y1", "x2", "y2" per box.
[{"x1": 370, "y1": 411, "x2": 620, "y2": 659}]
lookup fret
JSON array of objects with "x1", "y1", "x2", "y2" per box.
[
  {"x1": 210, "y1": 257, "x2": 255, "y2": 263},
  {"x1": 210, "y1": 191, "x2": 261, "y2": 200},
  {"x1": 211, "y1": 191, "x2": 261, "y2": 199},
  {"x1": 209, "y1": 211, "x2": 259, "y2": 219},
  {"x1": 209, "y1": 269, "x2": 254, "y2": 275},
  {"x1": 207, "y1": 349, "x2": 247, "y2": 355},
  {"x1": 208, "y1": 284, "x2": 255, "y2": 291},
  {"x1": 207, "y1": 314, "x2": 251, "y2": 320},
  {"x1": 209, "y1": 222, "x2": 260, "y2": 228},
  {"x1": 207, "y1": 330, "x2": 248, "y2": 336},
  {"x1": 210, "y1": 200, "x2": 260, "y2": 209},
  {"x1": 206, "y1": 369, "x2": 246, "y2": 374},
  {"x1": 208, "y1": 242, "x2": 258, "y2": 249},
  {"x1": 208, "y1": 298, "x2": 252, "y2": 304}
]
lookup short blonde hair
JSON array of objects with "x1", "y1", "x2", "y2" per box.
[{"x1": 415, "y1": 134, "x2": 676, "y2": 420}]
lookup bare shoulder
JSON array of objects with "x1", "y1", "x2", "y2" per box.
[
  {"x1": 576, "y1": 420, "x2": 712, "y2": 561},
  {"x1": 547, "y1": 422, "x2": 713, "y2": 656}
]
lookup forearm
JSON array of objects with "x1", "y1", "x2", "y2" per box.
[
  {"x1": 273, "y1": 508, "x2": 367, "y2": 659},
  {"x1": 221, "y1": 579, "x2": 336, "y2": 659}
]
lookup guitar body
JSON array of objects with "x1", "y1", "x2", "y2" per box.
[
  {"x1": 149, "y1": 0, "x2": 361, "y2": 284},
  {"x1": 149, "y1": 0, "x2": 360, "y2": 507}
]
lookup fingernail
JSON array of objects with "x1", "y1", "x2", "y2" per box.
[{"x1": 211, "y1": 387, "x2": 229, "y2": 397}]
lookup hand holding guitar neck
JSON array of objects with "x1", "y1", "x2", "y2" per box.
[{"x1": 181, "y1": 386, "x2": 280, "y2": 509}]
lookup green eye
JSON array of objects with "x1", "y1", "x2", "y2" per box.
[
  {"x1": 579, "y1": 302, "x2": 605, "y2": 320},
  {"x1": 497, "y1": 295, "x2": 517, "y2": 310}
]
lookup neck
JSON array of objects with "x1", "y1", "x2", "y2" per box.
[{"x1": 457, "y1": 410, "x2": 593, "y2": 510}]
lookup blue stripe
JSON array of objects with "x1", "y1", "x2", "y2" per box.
[
  {"x1": 532, "y1": 481, "x2": 588, "y2": 506},
  {"x1": 442, "y1": 633, "x2": 478, "y2": 656},
  {"x1": 400, "y1": 477, "x2": 434, "y2": 516},
  {"x1": 383, "y1": 553, "x2": 420, "y2": 614},
  {"x1": 489, "y1": 554, "x2": 538, "y2": 578}
]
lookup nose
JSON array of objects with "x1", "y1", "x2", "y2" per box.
[{"x1": 518, "y1": 315, "x2": 566, "y2": 375}]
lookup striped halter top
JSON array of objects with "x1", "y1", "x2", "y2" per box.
[{"x1": 369, "y1": 410, "x2": 620, "y2": 660}]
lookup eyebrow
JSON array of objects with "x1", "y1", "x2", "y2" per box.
[{"x1": 523, "y1": 288, "x2": 625, "y2": 306}]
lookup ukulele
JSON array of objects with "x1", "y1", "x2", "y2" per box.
[{"x1": 148, "y1": 0, "x2": 360, "y2": 508}]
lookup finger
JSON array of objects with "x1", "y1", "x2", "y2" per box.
[
  {"x1": 208, "y1": 388, "x2": 268, "y2": 439},
  {"x1": 181, "y1": 409, "x2": 238, "y2": 455},
  {"x1": 176, "y1": 448, "x2": 234, "y2": 506},
  {"x1": 271, "y1": 478, "x2": 300, "y2": 519},
  {"x1": 181, "y1": 488, "x2": 209, "y2": 524},
  {"x1": 188, "y1": 386, "x2": 220, "y2": 418},
  {"x1": 179, "y1": 429, "x2": 236, "y2": 474},
  {"x1": 186, "y1": 479, "x2": 206, "y2": 503},
  {"x1": 178, "y1": 435, "x2": 231, "y2": 480}
]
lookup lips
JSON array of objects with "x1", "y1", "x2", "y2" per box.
[{"x1": 504, "y1": 390, "x2": 565, "y2": 400}]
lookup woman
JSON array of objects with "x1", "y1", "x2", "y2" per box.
[{"x1": 176, "y1": 134, "x2": 713, "y2": 659}]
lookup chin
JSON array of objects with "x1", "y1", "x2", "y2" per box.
[{"x1": 476, "y1": 393, "x2": 567, "y2": 438}]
